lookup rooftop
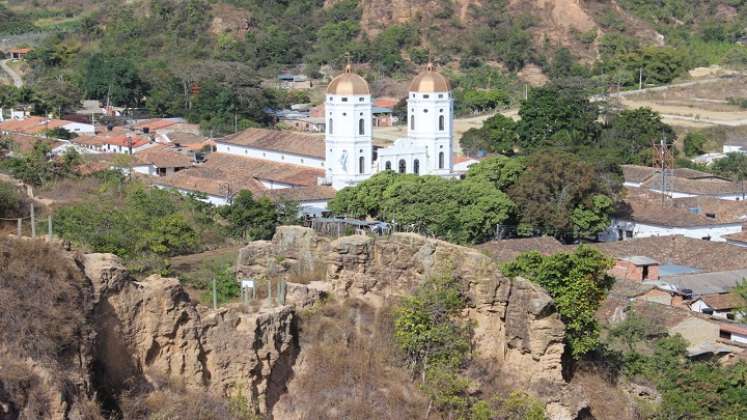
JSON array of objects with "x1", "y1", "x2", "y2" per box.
[
  {"x1": 593, "y1": 235, "x2": 747, "y2": 273},
  {"x1": 155, "y1": 172, "x2": 266, "y2": 197},
  {"x1": 621, "y1": 165, "x2": 721, "y2": 184},
  {"x1": 622, "y1": 256, "x2": 660, "y2": 266},
  {"x1": 201, "y1": 153, "x2": 323, "y2": 186},
  {"x1": 218, "y1": 127, "x2": 325, "y2": 159},
  {"x1": 0, "y1": 116, "x2": 70, "y2": 135},
  {"x1": 616, "y1": 191, "x2": 747, "y2": 226},
  {"x1": 724, "y1": 231, "x2": 747, "y2": 244},
  {"x1": 699, "y1": 292, "x2": 746, "y2": 311},
  {"x1": 133, "y1": 146, "x2": 194, "y2": 168},
  {"x1": 663, "y1": 269, "x2": 747, "y2": 295},
  {"x1": 477, "y1": 236, "x2": 567, "y2": 263},
  {"x1": 640, "y1": 175, "x2": 743, "y2": 196}
]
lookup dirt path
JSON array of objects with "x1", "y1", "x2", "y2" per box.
[{"x1": 0, "y1": 59, "x2": 23, "y2": 87}]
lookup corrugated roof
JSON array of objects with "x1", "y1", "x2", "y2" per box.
[
  {"x1": 663, "y1": 269, "x2": 747, "y2": 295},
  {"x1": 218, "y1": 127, "x2": 325, "y2": 158}
]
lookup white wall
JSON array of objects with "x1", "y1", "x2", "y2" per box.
[
  {"x1": 216, "y1": 142, "x2": 325, "y2": 169},
  {"x1": 407, "y1": 91, "x2": 453, "y2": 174},
  {"x1": 62, "y1": 122, "x2": 95, "y2": 135},
  {"x1": 259, "y1": 179, "x2": 294, "y2": 190},
  {"x1": 649, "y1": 188, "x2": 747, "y2": 201},
  {"x1": 325, "y1": 93, "x2": 373, "y2": 190},
  {"x1": 731, "y1": 332, "x2": 747, "y2": 345},
  {"x1": 602, "y1": 219, "x2": 744, "y2": 242},
  {"x1": 154, "y1": 185, "x2": 228, "y2": 206}
]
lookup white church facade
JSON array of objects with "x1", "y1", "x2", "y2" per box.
[{"x1": 324, "y1": 62, "x2": 454, "y2": 190}]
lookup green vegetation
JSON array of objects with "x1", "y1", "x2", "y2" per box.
[
  {"x1": 0, "y1": 141, "x2": 81, "y2": 186},
  {"x1": 683, "y1": 131, "x2": 708, "y2": 157},
  {"x1": 0, "y1": 180, "x2": 23, "y2": 218},
  {"x1": 711, "y1": 152, "x2": 747, "y2": 181},
  {"x1": 331, "y1": 150, "x2": 618, "y2": 244},
  {"x1": 502, "y1": 246, "x2": 615, "y2": 358},
  {"x1": 201, "y1": 262, "x2": 240, "y2": 305},
  {"x1": 607, "y1": 313, "x2": 747, "y2": 418},
  {"x1": 219, "y1": 191, "x2": 297, "y2": 241}
]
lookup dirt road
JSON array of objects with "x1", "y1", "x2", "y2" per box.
[{"x1": 0, "y1": 59, "x2": 23, "y2": 87}]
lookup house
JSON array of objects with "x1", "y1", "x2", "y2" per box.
[
  {"x1": 72, "y1": 134, "x2": 153, "y2": 155},
  {"x1": 594, "y1": 235, "x2": 747, "y2": 274},
  {"x1": 621, "y1": 165, "x2": 746, "y2": 200},
  {"x1": 610, "y1": 256, "x2": 661, "y2": 282},
  {"x1": 6, "y1": 48, "x2": 31, "y2": 60},
  {"x1": 0, "y1": 116, "x2": 95, "y2": 136},
  {"x1": 724, "y1": 231, "x2": 747, "y2": 248},
  {"x1": 215, "y1": 127, "x2": 326, "y2": 171},
  {"x1": 452, "y1": 155, "x2": 480, "y2": 173},
  {"x1": 131, "y1": 146, "x2": 194, "y2": 176},
  {"x1": 601, "y1": 195, "x2": 747, "y2": 242},
  {"x1": 690, "y1": 292, "x2": 745, "y2": 319},
  {"x1": 719, "y1": 323, "x2": 747, "y2": 345},
  {"x1": 278, "y1": 74, "x2": 312, "y2": 90},
  {"x1": 163, "y1": 132, "x2": 213, "y2": 153},
  {"x1": 372, "y1": 106, "x2": 394, "y2": 127}
]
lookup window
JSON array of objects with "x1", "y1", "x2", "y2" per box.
[
  {"x1": 399, "y1": 159, "x2": 406, "y2": 174},
  {"x1": 329, "y1": 118, "x2": 333, "y2": 134},
  {"x1": 438, "y1": 152, "x2": 444, "y2": 169},
  {"x1": 439, "y1": 115, "x2": 444, "y2": 131},
  {"x1": 413, "y1": 159, "x2": 420, "y2": 175},
  {"x1": 423, "y1": 109, "x2": 428, "y2": 113},
  {"x1": 359, "y1": 97, "x2": 364, "y2": 102},
  {"x1": 342, "y1": 97, "x2": 348, "y2": 102},
  {"x1": 359, "y1": 156, "x2": 365, "y2": 174},
  {"x1": 385, "y1": 161, "x2": 391, "y2": 170},
  {"x1": 359, "y1": 118, "x2": 365, "y2": 135},
  {"x1": 438, "y1": 94, "x2": 443, "y2": 98},
  {"x1": 410, "y1": 115, "x2": 415, "y2": 130},
  {"x1": 423, "y1": 94, "x2": 429, "y2": 99}
]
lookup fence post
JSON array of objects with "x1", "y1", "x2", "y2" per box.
[
  {"x1": 30, "y1": 203, "x2": 35, "y2": 238},
  {"x1": 17, "y1": 218, "x2": 21, "y2": 237},
  {"x1": 48, "y1": 215, "x2": 52, "y2": 241},
  {"x1": 212, "y1": 278, "x2": 217, "y2": 310}
]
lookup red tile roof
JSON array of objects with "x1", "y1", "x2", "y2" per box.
[
  {"x1": 133, "y1": 145, "x2": 193, "y2": 168},
  {"x1": 0, "y1": 116, "x2": 69, "y2": 135},
  {"x1": 74, "y1": 134, "x2": 150, "y2": 149},
  {"x1": 218, "y1": 127, "x2": 325, "y2": 158},
  {"x1": 700, "y1": 293, "x2": 746, "y2": 311}
]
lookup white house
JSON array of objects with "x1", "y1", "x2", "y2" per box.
[
  {"x1": 216, "y1": 128, "x2": 326, "y2": 171},
  {"x1": 131, "y1": 146, "x2": 193, "y2": 177},
  {"x1": 719, "y1": 323, "x2": 747, "y2": 345},
  {"x1": 689, "y1": 292, "x2": 745, "y2": 320}
]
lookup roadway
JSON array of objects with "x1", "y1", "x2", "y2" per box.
[{"x1": 0, "y1": 59, "x2": 24, "y2": 87}]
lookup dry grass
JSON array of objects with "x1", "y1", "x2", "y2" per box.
[{"x1": 276, "y1": 299, "x2": 429, "y2": 419}]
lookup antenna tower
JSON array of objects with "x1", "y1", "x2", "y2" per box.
[{"x1": 652, "y1": 136, "x2": 674, "y2": 206}]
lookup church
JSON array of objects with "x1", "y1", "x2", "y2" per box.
[
  {"x1": 324, "y1": 61, "x2": 455, "y2": 189},
  {"x1": 155, "y1": 62, "x2": 458, "y2": 210}
]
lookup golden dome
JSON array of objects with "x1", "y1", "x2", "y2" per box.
[
  {"x1": 327, "y1": 64, "x2": 370, "y2": 95},
  {"x1": 409, "y1": 62, "x2": 451, "y2": 93}
]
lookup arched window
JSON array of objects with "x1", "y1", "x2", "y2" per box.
[
  {"x1": 398, "y1": 159, "x2": 406, "y2": 174},
  {"x1": 385, "y1": 161, "x2": 391, "y2": 171},
  {"x1": 439, "y1": 115, "x2": 445, "y2": 131},
  {"x1": 359, "y1": 156, "x2": 365, "y2": 174},
  {"x1": 438, "y1": 152, "x2": 444, "y2": 169},
  {"x1": 359, "y1": 118, "x2": 365, "y2": 135},
  {"x1": 329, "y1": 118, "x2": 333, "y2": 135},
  {"x1": 410, "y1": 115, "x2": 415, "y2": 130},
  {"x1": 413, "y1": 159, "x2": 420, "y2": 175}
]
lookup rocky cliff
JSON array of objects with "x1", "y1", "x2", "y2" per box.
[
  {"x1": 0, "y1": 239, "x2": 298, "y2": 419},
  {"x1": 238, "y1": 227, "x2": 587, "y2": 418}
]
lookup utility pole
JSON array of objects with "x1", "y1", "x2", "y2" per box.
[
  {"x1": 16, "y1": 218, "x2": 21, "y2": 237},
  {"x1": 639, "y1": 67, "x2": 643, "y2": 91}
]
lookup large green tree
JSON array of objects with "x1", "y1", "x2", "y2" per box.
[
  {"x1": 599, "y1": 107, "x2": 675, "y2": 165},
  {"x1": 219, "y1": 190, "x2": 279, "y2": 241},
  {"x1": 459, "y1": 114, "x2": 518, "y2": 156},
  {"x1": 516, "y1": 85, "x2": 600, "y2": 150},
  {"x1": 507, "y1": 150, "x2": 617, "y2": 240}
]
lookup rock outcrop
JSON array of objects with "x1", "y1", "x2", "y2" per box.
[
  {"x1": 82, "y1": 253, "x2": 297, "y2": 415},
  {"x1": 237, "y1": 227, "x2": 581, "y2": 414}
]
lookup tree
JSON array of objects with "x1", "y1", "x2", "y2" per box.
[
  {"x1": 0, "y1": 181, "x2": 22, "y2": 218},
  {"x1": 502, "y1": 246, "x2": 615, "y2": 358},
  {"x1": 465, "y1": 155, "x2": 525, "y2": 190},
  {"x1": 600, "y1": 107, "x2": 675, "y2": 165},
  {"x1": 459, "y1": 114, "x2": 518, "y2": 156},
  {"x1": 144, "y1": 214, "x2": 198, "y2": 256},
  {"x1": 219, "y1": 190, "x2": 279, "y2": 240},
  {"x1": 683, "y1": 131, "x2": 708, "y2": 157},
  {"x1": 508, "y1": 150, "x2": 617, "y2": 241},
  {"x1": 80, "y1": 53, "x2": 146, "y2": 107},
  {"x1": 711, "y1": 153, "x2": 747, "y2": 181},
  {"x1": 516, "y1": 85, "x2": 600, "y2": 150}
]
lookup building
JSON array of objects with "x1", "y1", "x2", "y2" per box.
[
  {"x1": 724, "y1": 231, "x2": 747, "y2": 248},
  {"x1": 216, "y1": 128, "x2": 326, "y2": 173},
  {"x1": 6, "y1": 48, "x2": 31, "y2": 60},
  {"x1": 610, "y1": 256, "x2": 661, "y2": 282},
  {"x1": 131, "y1": 145, "x2": 194, "y2": 177},
  {"x1": 689, "y1": 292, "x2": 745, "y2": 319},
  {"x1": 719, "y1": 323, "x2": 747, "y2": 345},
  {"x1": 601, "y1": 192, "x2": 747, "y2": 242},
  {"x1": 278, "y1": 74, "x2": 312, "y2": 90},
  {"x1": 0, "y1": 116, "x2": 95, "y2": 136},
  {"x1": 621, "y1": 164, "x2": 746, "y2": 200},
  {"x1": 372, "y1": 106, "x2": 394, "y2": 127},
  {"x1": 72, "y1": 134, "x2": 153, "y2": 155}
]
